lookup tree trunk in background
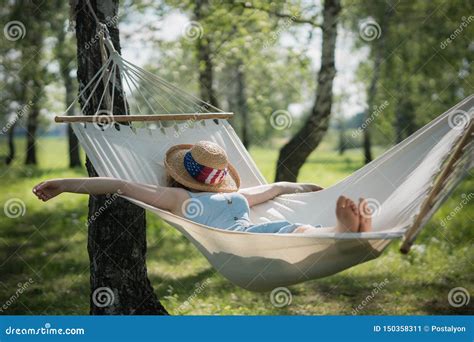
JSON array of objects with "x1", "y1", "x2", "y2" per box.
[
  {"x1": 57, "y1": 24, "x2": 81, "y2": 168},
  {"x1": 338, "y1": 119, "x2": 345, "y2": 155},
  {"x1": 363, "y1": 50, "x2": 381, "y2": 164},
  {"x1": 194, "y1": 0, "x2": 219, "y2": 109},
  {"x1": 394, "y1": 98, "x2": 415, "y2": 143},
  {"x1": 363, "y1": 6, "x2": 390, "y2": 164},
  {"x1": 25, "y1": 97, "x2": 40, "y2": 165},
  {"x1": 63, "y1": 62, "x2": 82, "y2": 168},
  {"x1": 275, "y1": 0, "x2": 341, "y2": 182},
  {"x1": 74, "y1": 0, "x2": 168, "y2": 315},
  {"x1": 6, "y1": 73, "x2": 28, "y2": 165},
  {"x1": 236, "y1": 61, "x2": 250, "y2": 148},
  {"x1": 24, "y1": 22, "x2": 46, "y2": 165},
  {"x1": 66, "y1": 106, "x2": 81, "y2": 168},
  {"x1": 395, "y1": 101, "x2": 403, "y2": 143},
  {"x1": 5, "y1": 123, "x2": 16, "y2": 165}
]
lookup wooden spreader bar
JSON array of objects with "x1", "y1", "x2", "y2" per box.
[
  {"x1": 54, "y1": 113, "x2": 233, "y2": 123},
  {"x1": 400, "y1": 120, "x2": 473, "y2": 254}
]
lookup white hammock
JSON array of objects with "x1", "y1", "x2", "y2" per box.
[{"x1": 57, "y1": 46, "x2": 473, "y2": 291}]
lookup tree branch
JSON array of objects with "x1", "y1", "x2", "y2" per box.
[{"x1": 236, "y1": 2, "x2": 321, "y2": 27}]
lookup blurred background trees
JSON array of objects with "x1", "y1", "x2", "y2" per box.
[{"x1": 1, "y1": 0, "x2": 472, "y2": 173}]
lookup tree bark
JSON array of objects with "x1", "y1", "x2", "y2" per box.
[
  {"x1": 363, "y1": 5, "x2": 391, "y2": 164},
  {"x1": 5, "y1": 122, "x2": 16, "y2": 165},
  {"x1": 74, "y1": 0, "x2": 168, "y2": 315},
  {"x1": 67, "y1": 111, "x2": 81, "y2": 168},
  {"x1": 24, "y1": 23, "x2": 46, "y2": 165},
  {"x1": 337, "y1": 118, "x2": 345, "y2": 155},
  {"x1": 275, "y1": 0, "x2": 341, "y2": 182},
  {"x1": 394, "y1": 98, "x2": 415, "y2": 143},
  {"x1": 363, "y1": 49, "x2": 382, "y2": 164},
  {"x1": 235, "y1": 61, "x2": 250, "y2": 148},
  {"x1": 194, "y1": 0, "x2": 219, "y2": 109},
  {"x1": 25, "y1": 97, "x2": 40, "y2": 165},
  {"x1": 57, "y1": 25, "x2": 81, "y2": 168}
]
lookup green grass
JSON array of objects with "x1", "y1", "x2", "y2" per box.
[{"x1": 0, "y1": 136, "x2": 472, "y2": 315}]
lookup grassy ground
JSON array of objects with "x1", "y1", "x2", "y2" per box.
[{"x1": 0, "y1": 136, "x2": 472, "y2": 315}]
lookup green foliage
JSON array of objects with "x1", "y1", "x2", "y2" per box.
[
  {"x1": 138, "y1": 0, "x2": 316, "y2": 144},
  {"x1": 0, "y1": 0, "x2": 74, "y2": 133},
  {"x1": 345, "y1": 0, "x2": 474, "y2": 144}
]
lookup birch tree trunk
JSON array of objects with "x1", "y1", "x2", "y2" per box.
[
  {"x1": 236, "y1": 61, "x2": 250, "y2": 148},
  {"x1": 73, "y1": 0, "x2": 168, "y2": 315},
  {"x1": 275, "y1": 0, "x2": 341, "y2": 182},
  {"x1": 194, "y1": 0, "x2": 219, "y2": 108}
]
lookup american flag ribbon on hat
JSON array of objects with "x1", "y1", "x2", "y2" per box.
[{"x1": 184, "y1": 151, "x2": 228, "y2": 185}]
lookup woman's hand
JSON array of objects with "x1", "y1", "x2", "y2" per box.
[
  {"x1": 299, "y1": 183, "x2": 324, "y2": 192},
  {"x1": 33, "y1": 180, "x2": 64, "y2": 202},
  {"x1": 277, "y1": 182, "x2": 323, "y2": 195}
]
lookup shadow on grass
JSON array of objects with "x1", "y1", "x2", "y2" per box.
[
  {"x1": 303, "y1": 271, "x2": 474, "y2": 315},
  {"x1": 151, "y1": 267, "x2": 215, "y2": 295},
  {"x1": 0, "y1": 206, "x2": 215, "y2": 314}
]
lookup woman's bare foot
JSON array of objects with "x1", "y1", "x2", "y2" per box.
[
  {"x1": 335, "y1": 196, "x2": 359, "y2": 232},
  {"x1": 358, "y1": 198, "x2": 373, "y2": 232}
]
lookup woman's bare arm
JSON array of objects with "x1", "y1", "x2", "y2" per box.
[
  {"x1": 33, "y1": 177, "x2": 188, "y2": 215},
  {"x1": 239, "y1": 181, "x2": 323, "y2": 207}
]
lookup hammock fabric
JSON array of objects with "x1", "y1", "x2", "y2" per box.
[{"x1": 59, "y1": 46, "x2": 473, "y2": 291}]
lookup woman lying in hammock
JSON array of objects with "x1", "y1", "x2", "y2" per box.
[{"x1": 33, "y1": 141, "x2": 372, "y2": 234}]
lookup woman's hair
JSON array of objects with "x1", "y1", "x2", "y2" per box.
[{"x1": 166, "y1": 173, "x2": 192, "y2": 191}]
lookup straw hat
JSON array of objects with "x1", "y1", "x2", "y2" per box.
[{"x1": 165, "y1": 141, "x2": 240, "y2": 193}]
